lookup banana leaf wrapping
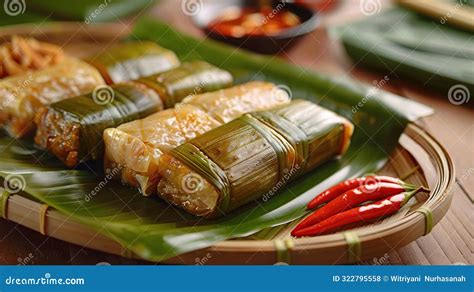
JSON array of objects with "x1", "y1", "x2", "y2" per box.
[
  {"x1": 103, "y1": 81, "x2": 290, "y2": 194},
  {"x1": 34, "y1": 61, "x2": 233, "y2": 167},
  {"x1": 134, "y1": 61, "x2": 233, "y2": 108},
  {"x1": 157, "y1": 100, "x2": 354, "y2": 218},
  {"x1": 87, "y1": 41, "x2": 180, "y2": 84},
  {"x1": 0, "y1": 58, "x2": 105, "y2": 138}
]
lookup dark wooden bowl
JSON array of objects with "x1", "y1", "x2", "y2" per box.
[{"x1": 191, "y1": 0, "x2": 319, "y2": 54}]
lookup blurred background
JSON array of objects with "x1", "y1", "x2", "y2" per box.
[{"x1": 1, "y1": 0, "x2": 472, "y2": 99}]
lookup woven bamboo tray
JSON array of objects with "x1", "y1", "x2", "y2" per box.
[{"x1": 0, "y1": 23, "x2": 454, "y2": 265}]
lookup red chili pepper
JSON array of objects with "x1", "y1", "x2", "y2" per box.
[
  {"x1": 307, "y1": 175, "x2": 404, "y2": 209},
  {"x1": 293, "y1": 182, "x2": 415, "y2": 234},
  {"x1": 293, "y1": 188, "x2": 422, "y2": 237}
]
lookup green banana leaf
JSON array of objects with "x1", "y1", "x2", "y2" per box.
[
  {"x1": 29, "y1": 0, "x2": 155, "y2": 22},
  {"x1": 0, "y1": 19, "x2": 432, "y2": 262},
  {"x1": 0, "y1": 11, "x2": 45, "y2": 26},
  {"x1": 336, "y1": 8, "x2": 474, "y2": 101},
  {"x1": 0, "y1": 0, "x2": 155, "y2": 25}
]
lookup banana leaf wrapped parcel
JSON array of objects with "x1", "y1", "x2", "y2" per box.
[
  {"x1": 34, "y1": 61, "x2": 233, "y2": 167},
  {"x1": 157, "y1": 100, "x2": 354, "y2": 217},
  {"x1": 103, "y1": 81, "x2": 290, "y2": 194},
  {"x1": 87, "y1": 41, "x2": 180, "y2": 84},
  {"x1": 0, "y1": 58, "x2": 105, "y2": 138}
]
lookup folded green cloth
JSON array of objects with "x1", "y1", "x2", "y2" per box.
[{"x1": 337, "y1": 8, "x2": 473, "y2": 104}]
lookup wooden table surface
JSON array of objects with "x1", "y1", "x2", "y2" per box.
[{"x1": 0, "y1": 0, "x2": 472, "y2": 265}]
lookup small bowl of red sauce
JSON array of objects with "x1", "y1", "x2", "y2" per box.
[{"x1": 191, "y1": 0, "x2": 319, "y2": 54}]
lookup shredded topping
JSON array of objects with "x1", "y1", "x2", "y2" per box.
[{"x1": 0, "y1": 36, "x2": 65, "y2": 78}]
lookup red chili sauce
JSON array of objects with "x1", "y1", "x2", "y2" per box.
[{"x1": 207, "y1": 7, "x2": 301, "y2": 38}]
